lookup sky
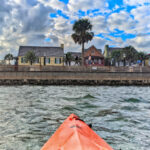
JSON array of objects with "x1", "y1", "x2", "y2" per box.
[{"x1": 0, "y1": 0, "x2": 150, "y2": 58}]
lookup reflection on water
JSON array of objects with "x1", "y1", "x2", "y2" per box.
[{"x1": 0, "y1": 86, "x2": 150, "y2": 150}]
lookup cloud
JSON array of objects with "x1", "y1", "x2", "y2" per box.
[
  {"x1": 0, "y1": 0, "x2": 56, "y2": 58},
  {"x1": 0, "y1": 0, "x2": 12, "y2": 31},
  {"x1": 126, "y1": 35, "x2": 150, "y2": 52},
  {"x1": 37, "y1": 0, "x2": 66, "y2": 11},
  {"x1": 122, "y1": 4, "x2": 150, "y2": 52},
  {"x1": 21, "y1": 4, "x2": 55, "y2": 33},
  {"x1": 123, "y1": 0, "x2": 150, "y2": 6},
  {"x1": 0, "y1": 0, "x2": 150, "y2": 59},
  {"x1": 107, "y1": 11, "x2": 136, "y2": 34},
  {"x1": 131, "y1": 5, "x2": 150, "y2": 34},
  {"x1": 90, "y1": 16, "x2": 108, "y2": 34},
  {"x1": 67, "y1": 0, "x2": 109, "y2": 14}
]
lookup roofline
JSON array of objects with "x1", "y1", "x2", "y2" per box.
[
  {"x1": 19, "y1": 46, "x2": 63, "y2": 49},
  {"x1": 86, "y1": 45, "x2": 97, "y2": 50},
  {"x1": 108, "y1": 47, "x2": 124, "y2": 49}
]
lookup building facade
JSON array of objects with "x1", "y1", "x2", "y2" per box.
[
  {"x1": 104, "y1": 45, "x2": 124, "y2": 58},
  {"x1": 67, "y1": 46, "x2": 104, "y2": 66},
  {"x1": 18, "y1": 45, "x2": 64, "y2": 66},
  {"x1": 84, "y1": 45, "x2": 104, "y2": 66}
]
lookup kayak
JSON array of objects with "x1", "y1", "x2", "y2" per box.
[{"x1": 41, "y1": 114, "x2": 113, "y2": 150}]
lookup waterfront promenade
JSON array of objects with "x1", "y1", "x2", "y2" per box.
[{"x1": 0, "y1": 66, "x2": 150, "y2": 85}]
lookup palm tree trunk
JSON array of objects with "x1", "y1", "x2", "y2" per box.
[{"x1": 82, "y1": 42, "x2": 84, "y2": 66}]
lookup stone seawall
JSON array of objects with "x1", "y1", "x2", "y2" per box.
[{"x1": 0, "y1": 71, "x2": 150, "y2": 85}]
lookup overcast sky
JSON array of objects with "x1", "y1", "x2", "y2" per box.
[{"x1": 0, "y1": 0, "x2": 150, "y2": 58}]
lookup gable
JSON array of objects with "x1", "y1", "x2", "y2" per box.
[{"x1": 84, "y1": 46, "x2": 104, "y2": 58}]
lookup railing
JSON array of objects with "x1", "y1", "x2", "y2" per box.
[{"x1": 0, "y1": 65, "x2": 150, "y2": 72}]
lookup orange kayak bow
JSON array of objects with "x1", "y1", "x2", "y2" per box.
[{"x1": 41, "y1": 114, "x2": 113, "y2": 150}]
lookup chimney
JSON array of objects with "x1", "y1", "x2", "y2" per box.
[{"x1": 61, "y1": 44, "x2": 64, "y2": 49}]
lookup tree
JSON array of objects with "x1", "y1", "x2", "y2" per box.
[
  {"x1": 72, "y1": 19, "x2": 94, "y2": 66},
  {"x1": 137, "y1": 52, "x2": 147, "y2": 66},
  {"x1": 4, "y1": 53, "x2": 13, "y2": 65},
  {"x1": 123, "y1": 46, "x2": 138, "y2": 66},
  {"x1": 64, "y1": 52, "x2": 73, "y2": 66},
  {"x1": 111, "y1": 50, "x2": 122, "y2": 66},
  {"x1": 24, "y1": 51, "x2": 37, "y2": 65},
  {"x1": 104, "y1": 58, "x2": 111, "y2": 66}
]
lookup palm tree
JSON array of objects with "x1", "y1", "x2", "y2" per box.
[
  {"x1": 72, "y1": 19, "x2": 94, "y2": 66},
  {"x1": 111, "y1": 50, "x2": 122, "y2": 66},
  {"x1": 24, "y1": 51, "x2": 37, "y2": 65},
  {"x1": 4, "y1": 53, "x2": 14, "y2": 65}
]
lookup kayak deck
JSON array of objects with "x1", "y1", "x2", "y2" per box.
[{"x1": 41, "y1": 114, "x2": 113, "y2": 150}]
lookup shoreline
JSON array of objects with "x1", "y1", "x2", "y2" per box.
[{"x1": 0, "y1": 71, "x2": 150, "y2": 85}]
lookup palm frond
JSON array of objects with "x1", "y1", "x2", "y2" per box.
[
  {"x1": 73, "y1": 19, "x2": 93, "y2": 34},
  {"x1": 71, "y1": 33, "x2": 82, "y2": 45},
  {"x1": 84, "y1": 32, "x2": 94, "y2": 43}
]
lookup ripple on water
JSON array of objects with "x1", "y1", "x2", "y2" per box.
[
  {"x1": 121, "y1": 105, "x2": 140, "y2": 111},
  {"x1": 62, "y1": 105, "x2": 81, "y2": 111},
  {"x1": 95, "y1": 109, "x2": 119, "y2": 117},
  {"x1": 82, "y1": 94, "x2": 96, "y2": 99},
  {"x1": 0, "y1": 86, "x2": 150, "y2": 150},
  {"x1": 62, "y1": 94, "x2": 96, "y2": 101},
  {"x1": 124, "y1": 98, "x2": 141, "y2": 103}
]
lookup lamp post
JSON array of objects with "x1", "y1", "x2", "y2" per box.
[
  {"x1": 44, "y1": 52, "x2": 46, "y2": 66},
  {"x1": 39, "y1": 56, "x2": 42, "y2": 71},
  {"x1": 123, "y1": 53, "x2": 126, "y2": 67},
  {"x1": 111, "y1": 58, "x2": 114, "y2": 66}
]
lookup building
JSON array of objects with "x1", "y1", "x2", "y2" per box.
[
  {"x1": 67, "y1": 45, "x2": 104, "y2": 66},
  {"x1": 104, "y1": 45, "x2": 140, "y2": 66},
  {"x1": 18, "y1": 45, "x2": 64, "y2": 66},
  {"x1": 84, "y1": 45, "x2": 104, "y2": 66},
  {"x1": 145, "y1": 54, "x2": 150, "y2": 66},
  {"x1": 104, "y1": 45, "x2": 124, "y2": 58}
]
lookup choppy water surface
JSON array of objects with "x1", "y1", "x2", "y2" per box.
[{"x1": 0, "y1": 86, "x2": 150, "y2": 150}]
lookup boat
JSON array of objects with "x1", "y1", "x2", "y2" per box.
[{"x1": 41, "y1": 114, "x2": 113, "y2": 150}]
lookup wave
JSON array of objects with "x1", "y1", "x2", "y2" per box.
[
  {"x1": 78, "y1": 102, "x2": 99, "y2": 109},
  {"x1": 122, "y1": 106, "x2": 139, "y2": 111},
  {"x1": 95, "y1": 109, "x2": 119, "y2": 117},
  {"x1": 62, "y1": 106, "x2": 81, "y2": 111},
  {"x1": 62, "y1": 94, "x2": 96, "y2": 101},
  {"x1": 124, "y1": 98, "x2": 141, "y2": 103},
  {"x1": 83, "y1": 94, "x2": 95, "y2": 99}
]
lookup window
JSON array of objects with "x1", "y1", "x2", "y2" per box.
[
  {"x1": 21, "y1": 57, "x2": 24, "y2": 63},
  {"x1": 94, "y1": 59, "x2": 97, "y2": 64},
  {"x1": 98, "y1": 59, "x2": 101, "y2": 64},
  {"x1": 46, "y1": 58, "x2": 51, "y2": 64},
  {"x1": 55, "y1": 58, "x2": 61, "y2": 64},
  {"x1": 35, "y1": 58, "x2": 40, "y2": 64},
  {"x1": 91, "y1": 50, "x2": 95, "y2": 54},
  {"x1": 21, "y1": 57, "x2": 27, "y2": 64}
]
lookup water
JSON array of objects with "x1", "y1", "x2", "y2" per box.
[{"x1": 0, "y1": 86, "x2": 150, "y2": 150}]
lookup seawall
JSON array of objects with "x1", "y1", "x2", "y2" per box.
[{"x1": 0, "y1": 71, "x2": 150, "y2": 85}]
